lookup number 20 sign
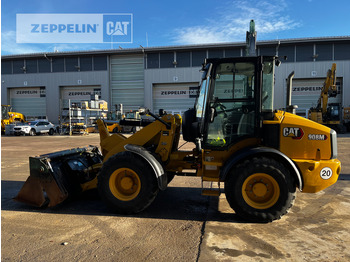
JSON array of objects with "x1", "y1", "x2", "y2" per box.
[{"x1": 320, "y1": 167, "x2": 333, "y2": 180}]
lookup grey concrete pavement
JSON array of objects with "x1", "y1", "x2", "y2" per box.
[{"x1": 1, "y1": 134, "x2": 350, "y2": 261}]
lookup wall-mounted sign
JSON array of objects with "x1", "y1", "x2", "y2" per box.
[
  {"x1": 61, "y1": 87, "x2": 101, "y2": 100},
  {"x1": 154, "y1": 85, "x2": 199, "y2": 99},
  {"x1": 10, "y1": 87, "x2": 46, "y2": 98}
]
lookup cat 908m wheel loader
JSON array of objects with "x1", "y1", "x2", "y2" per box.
[{"x1": 14, "y1": 55, "x2": 341, "y2": 222}]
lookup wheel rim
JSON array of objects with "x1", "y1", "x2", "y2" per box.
[
  {"x1": 242, "y1": 173, "x2": 280, "y2": 209},
  {"x1": 109, "y1": 168, "x2": 141, "y2": 201}
]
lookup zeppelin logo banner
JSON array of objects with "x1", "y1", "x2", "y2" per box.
[{"x1": 16, "y1": 13, "x2": 133, "y2": 43}]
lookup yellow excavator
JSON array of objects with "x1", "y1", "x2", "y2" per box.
[
  {"x1": 14, "y1": 21, "x2": 341, "y2": 222},
  {"x1": 308, "y1": 64, "x2": 345, "y2": 133}
]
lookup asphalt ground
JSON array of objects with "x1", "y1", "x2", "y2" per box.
[{"x1": 1, "y1": 133, "x2": 350, "y2": 261}]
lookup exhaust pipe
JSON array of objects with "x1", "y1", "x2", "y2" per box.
[{"x1": 286, "y1": 71, "x2": 298, "y2": 114}]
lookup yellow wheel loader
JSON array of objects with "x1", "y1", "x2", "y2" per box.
[
  {"x1": 1, "y1": 105, "x2": 26, "y2": 133},
  {"x1": 15, "y1": 55, "x2": 341, "y2": 222}
]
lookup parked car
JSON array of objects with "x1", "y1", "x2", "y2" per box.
[{"x1": 14, "y1": 121, "x2": 55, "y2": 136}]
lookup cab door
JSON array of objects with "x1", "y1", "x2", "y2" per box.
[{"x1": 203, "y1": 57, "x2": 262, "y2": 149}]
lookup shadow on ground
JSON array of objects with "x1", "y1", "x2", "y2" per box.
[{"x1": 1, "y1": 180, "x2": 247, "y2": 223}]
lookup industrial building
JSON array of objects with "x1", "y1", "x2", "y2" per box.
[{"x1": 1, "y1": 36, "x2": 350, "y2": 124}]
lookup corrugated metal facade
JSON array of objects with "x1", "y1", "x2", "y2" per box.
[
  {"x1": 60, "y1": 86, "x2": 101, "y2": 108},
  {"x1": 292, "y1": 78, "x2": 342, "y2": 116},
  {"x1": 10, "y1": 87, "x2": 46, "y2": 119},
  {"x1": 153, "y1": 83, "x2": 198, "y2": 115},
  {"x1": 1, "y1": 37, "x2": 350, "y2": 124},
  {"x1": 110, "y1": 55, "x2": 144, "y2": 112}
]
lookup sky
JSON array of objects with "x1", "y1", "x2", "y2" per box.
[{"x1": 1, "y1": 0, "x2": 350, "y2": 55}]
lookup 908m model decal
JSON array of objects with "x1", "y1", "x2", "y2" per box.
[{"x1": 308, "y1": 134, "x2": 327, "y2": 140}]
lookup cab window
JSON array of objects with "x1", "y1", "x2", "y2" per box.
[{"x1": 205, "y1": 62, "x2": 256, "y2": 147}]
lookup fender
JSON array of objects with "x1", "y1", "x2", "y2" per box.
[
  {"x1": 124, "y1": 144, "x2": 167, "y2": 190},
  {"x1": 220, "y1": 147, "x2": 303, "y2": 190}
]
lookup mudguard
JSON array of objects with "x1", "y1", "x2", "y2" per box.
[
  {"x1": 220, "y1": 147, "x2": 303, "y2": 190},
  {"x1": 124, "y1": 144, "x2": 167, "y2": 190}
]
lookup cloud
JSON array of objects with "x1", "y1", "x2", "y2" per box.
[
  {"x1": 1, "y1": 30, "x2": 102, "y2": 55},
  {"x1": 1, "y1": 31, "x2": 45, "y2": 55},
  {"x1": 172, "y1": 0, "x2": 301, "y2": 45}
]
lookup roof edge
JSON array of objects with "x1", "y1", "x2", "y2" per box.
[{"x1": 2, "y1": 36, "x2": 350, "y2": 59}]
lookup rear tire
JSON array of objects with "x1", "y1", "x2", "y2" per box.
[
  {"x1": 29, "y1": 129, "x2": 36, "y2": 136},
  {"x1": 224, "y1": 157, "x2": 296, "y2": 222},
  {"x1": 98, "y1": 151, "x2": 159, "y2": 214},
  {"x1": 49, "y1": 128, "x2": 54, "y2": 135}
]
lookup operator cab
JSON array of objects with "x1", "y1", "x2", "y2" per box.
[{"x1": 182, "y1": 56, "x2": 276, "y2": 149}]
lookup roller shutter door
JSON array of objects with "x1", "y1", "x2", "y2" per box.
[
  {"x1": 292, "y1": 78, "x2": 342, "y2": 116},
  {"x1": 110, "y1": 55, "x2": 144, "y2": 112},
  {"x1": 10, "y1": 87, "x2": 46, "y2": 119},
  {"x1": 60, "y1": 86, "x2": 101, "y2": 108},
  {"x1": 153, "y1": 83, "x2": 199, "y2": 115}
]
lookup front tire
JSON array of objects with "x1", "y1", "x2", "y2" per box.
[
  {"x1": 49, "y1": 128, "x2": 54, "y2": 135},
  {"x1": 98, "y1": 151, "x2": 159, "y2": 214},
  {"x1": 224, "y1": 157, "x2": 296, "y2": 222}
]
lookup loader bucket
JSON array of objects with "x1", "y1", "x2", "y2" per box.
[{"x1": 14, "y1": 146, "x2": 103, "y2": 207}]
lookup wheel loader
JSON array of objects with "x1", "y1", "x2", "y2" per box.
[
  {"x1": 14, "y1": 55, "x2": 341, "y2": 222},
  {"x1": 1, "y1": 105, "x2": 26, "y2": 133}
]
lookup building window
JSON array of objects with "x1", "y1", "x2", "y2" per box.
[
  {"x1": 160, "y1": 52, "x2": 174, "y2": 68},
  {"x1": 260, "y1": 46, "x2": 277, "y2": 56},
  {"x1": 147, "y1": 53, "x2": 159, "y2": 69},
  {"x1": 176, "y1": 51, "x2": 190, "y2": 67},
  {"x1": 38, "y1": 58, "x2": 51, "y2": 73},
  {"x1": 278, "y1": 45, "x2": 295, "y2": 62},
  {"x1": 334, "y1": 42, "x2": 350, "y2": 60},
  {"x1": 208, "y1": 49, "x2": 223, "y2": 58},
  {"x1": 80, "y1": 56, "x2": 93, "y2": 71},
  {"x1": 225, "y1": 48, "x2": 241, "y2": 58},
  {"x1": 12, "y1": 59, "x2": 25, "y2": 74},
  {"x1": 192, "y1": 50, "x2": 207, "y2": 67},
  {"x1": 1, "y1": 61, "x2": 12, "y2": 74},
  {"x1": 93, "y1": 55, "x2": 107, "y2": 70},
  {"x1": 25, "y1": 59, "x2": 38, "y2": 73},
  {"x1": 315, "y1": 43, "x2": 333, "y2": 61},
  {"x1": 65, "y1": 57, "x2": 79, "y2": 72},
  {"x1": 52, "y1": 57, "x2": 64, "y2": 72},
  {"x1": 296, "y1": 44, "x2": 313, "y2": 62}
]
